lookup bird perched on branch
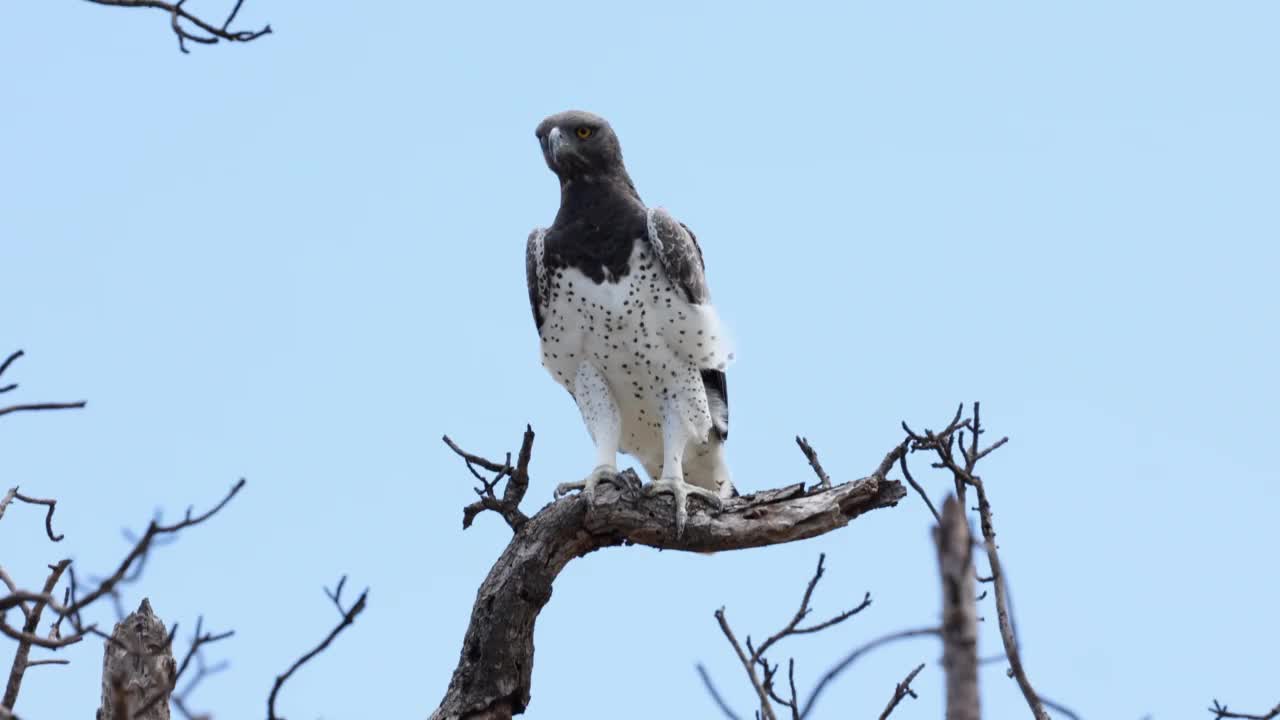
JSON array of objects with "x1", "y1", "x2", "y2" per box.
[{"x1": 525, "y1": 110, "x2": 734, "y2": 535}]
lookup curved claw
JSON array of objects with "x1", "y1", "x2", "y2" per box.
[
  {"x1": 554, "y1": 464, "x2": 619, "y2": 502},
  {"x1": 643, "y1": 477, "x2": 723, "y2": 537}
]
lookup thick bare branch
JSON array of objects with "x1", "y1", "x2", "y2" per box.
[{"x1": 431, "y1": 427, "x2": 906, "y2": 720}]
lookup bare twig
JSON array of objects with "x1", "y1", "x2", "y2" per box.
[
  {"x1": 267, "y1": 578, "x2": 368, "y2": 720},
  {"x1": 82, "y1": 0, "x2": 271, "y2": 53},
  {"x1": 1210, "y1": 699, "x2": 1280, "y2": 720},
  {"x1": 444, "y1": 428, "x2": 535, "y2": 531},
  {"x1": 877, "y1": 663, "x2": 925, "y2": 720},
  {"x1": 794, "y1": 436, "x2": 831, "y2": 489},
  {"x1": 696, "y1": 664, "x2": 744, "y2": 720},
  {"x1": 134, "y1": 615, "x2": 234, "y2": 718},
  {"x1": 755, "y1": 554, "x2": 871, "y2": 661},
  {"x1": 799, "y1": 627, "x2": 939, "y2": 718},
  {"x1": 898, "y1": 453, "x2": 940, "y2": 523},
  {"x1": 2, "y1": 561, "x2": 69, "y2": 710},
  {"x1": 0, "y1": 401, "x2": 86, "y2": 419},
  {"x1": 4, "y1": 491, "x2": 63, "y2": 542},
  {"x1": 715, "y1": 608, "x2": 777, "y2": 720}
]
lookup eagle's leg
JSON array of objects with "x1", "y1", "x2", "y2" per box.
[
  {"x1": 643, "y1": 396, "x2": 723, "y2": 536},
  {"x1": 554, "y1": 362, "x2": 621, "y2": 502}
]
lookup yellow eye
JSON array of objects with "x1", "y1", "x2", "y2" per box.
[{"x1": 575, "y1": 126, "x2": 593, "y2": 139}]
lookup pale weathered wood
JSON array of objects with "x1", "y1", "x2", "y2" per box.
[
  {"x1": 430, "y1": 471, "x2": 906, "y2": 720},
  {"x1": 96, "y1": 598, "x2": 175, "y2": 720},
  {"x1": 934, "y1": 496, "x2": 979, "y2": 720}
]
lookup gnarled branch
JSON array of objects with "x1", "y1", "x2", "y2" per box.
[{"x1": 431, "y1": 429, "x2": 906, "y2": 720}]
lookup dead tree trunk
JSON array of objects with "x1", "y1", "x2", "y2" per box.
[
  {"x1": 934, "y1": 496, "x2": 979, "y2": 720},
  {"x1": 96, "y1": 598, "x2": 175, "y2": 720}
]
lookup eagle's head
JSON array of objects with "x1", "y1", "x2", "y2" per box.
[{"x1": 535, "y1": 110, "x2": 626, "y2": 181}]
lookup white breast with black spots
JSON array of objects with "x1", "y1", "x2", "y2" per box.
[{"x1": 538, "y1": 240, "x2": 731, "y2": 478}]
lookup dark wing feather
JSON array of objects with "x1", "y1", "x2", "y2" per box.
[
  {"x1": 525, "y1": 228, "x2": 547, "y2": 331},
  {"x1": 646, "y1": 208, "x2": 709, "y2": 304},
  {"x1": 645, "y1": 208, "x2": 728, "y2": 441}
]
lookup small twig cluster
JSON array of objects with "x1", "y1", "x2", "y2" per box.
[
  {"x1": 702, "y1": 553, "x2": 934, "y2": 720},
  {"x1": 443, "y1": 426, "x2": 535, "y2": 531},
  {"x1": 82, "y1": 0, "x2": 271, "y2": 53},
  {"x1": 900, "y1": 402, "x2": 1050, "y2": 720}
]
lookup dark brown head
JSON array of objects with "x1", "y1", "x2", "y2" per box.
[{"x1": 534, "y1": 110, "x2": 628, "y2": 182}]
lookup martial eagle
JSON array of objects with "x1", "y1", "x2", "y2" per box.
[{"x1": 525, "y1": 110, "x2": 734, "y2": 535}]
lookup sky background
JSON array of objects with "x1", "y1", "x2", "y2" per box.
[{"x1": 3, "y1": 1, "x2": 1278, "y2": 718}]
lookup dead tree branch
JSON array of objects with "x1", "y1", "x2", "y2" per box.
[
  {"x1": 0, "y1": 350, "x2": 85, "y2": 420},
  {"x1": 0, "y1": 490, "x2": 63, "y2": 542},
  {"x1": 82, "y1": 0, "x2": 271, "y2": 53},
  {"x1": 1210, "y1": 699, "x2": 1280, "y2": 720},
  {"x1": 877, "y1": 663, "x2": 925, "y2": 720},
  {"x1": 2, "y1": 561, "x2": 69, "y2": 711},
  {"x1": 794, "y1": 436, "x2": 831, "y2": 489},
  {"x1": 267, "y1": 576, "x2": 368, "y2": 720},
  {"x1": 712, "y1": 554, "x2": 872, "y2": 720},
  {"x1": 799, "y1": 626, "x2": 940, "y2": 718},
  {"x1": 432, "y1": 427, "x2": 906, "y2": 720},
  {"x1": 904, "y1": 402, "x2": 1049, "y2": 720}
]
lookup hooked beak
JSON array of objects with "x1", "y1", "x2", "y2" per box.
[{"x1": 546, "y1": 126, "x2": 566, "y2": 167}]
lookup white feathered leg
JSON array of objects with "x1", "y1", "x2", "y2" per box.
[
  {"x1": 643, "y1": 394, "x2": 723, "y2": 536},
  {"x1": 555, "y1": 362, "x2": 621, "y2": 501}
]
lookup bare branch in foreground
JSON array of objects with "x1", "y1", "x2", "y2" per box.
[
  {"x1": 935, "y1": 496, "x2": 978, "y2": 720},
  {"x1": 1210, "y1": 699, "x2": 1280, "y2": 720},
  {"x1": 712, "y1": 554, "x2": 873, "y2": 720},
  {"x1": 2, "y1": 561, "x2": 69, "y2": 712},
  {"x1": 267, "y1": 578, "x2": 368, "y2": 720},
  {"x1": 96, "y1": 598, "x2": 176, "y2": 720},
  {"x1": 0, "y1": 489, "x2": 63, "y2": 542},
  {"x1": 82, "y1": 0, "x2": 271, "y2": 53},
  {"x1": 696, "y1": 664, "x2": 744, "y2": 720},
  {"x1": 904, "y1": 403, "x2": 1050, "y2": 720},
  {"x1": 0, "y1": 350, "x2": 85, "y2": 420},
  {"x1": 134, "y1": 615, "x2": 234, "y2": 719},
  {"x1": 799, "y1": 627, "x2": 940, "y2": 719},
  {"x1": 877, "y1": 663, "x2": 925, "y2": 720},
  {"x1": 432, "y1": 427, "x2": 906, "y2": 720}
]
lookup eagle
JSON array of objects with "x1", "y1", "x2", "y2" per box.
[{"x1": 525, "y1": 110, "x2": 734, "y2": 535}]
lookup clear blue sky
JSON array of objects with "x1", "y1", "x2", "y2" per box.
[{"x1": 3, "y1": 2, "x2": 1277, "y2": 718}]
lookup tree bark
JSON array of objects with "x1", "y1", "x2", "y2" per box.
[
  {"x1": 934, "y1": 496, "x2": 979, "y2": 720},
  {"x1": 96, "y1": 598, "x2": 175, "y2": 720},
  {"x1": 430, "y1": 471, "x2": 905, "y2": 720}
]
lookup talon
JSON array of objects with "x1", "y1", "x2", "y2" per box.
[
  {"x1": 643, "y1": 477, "x2": 723, "y2": 537},
  {"x1": 555, "y1": 464, "x2": 618, "y2": 502}
]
